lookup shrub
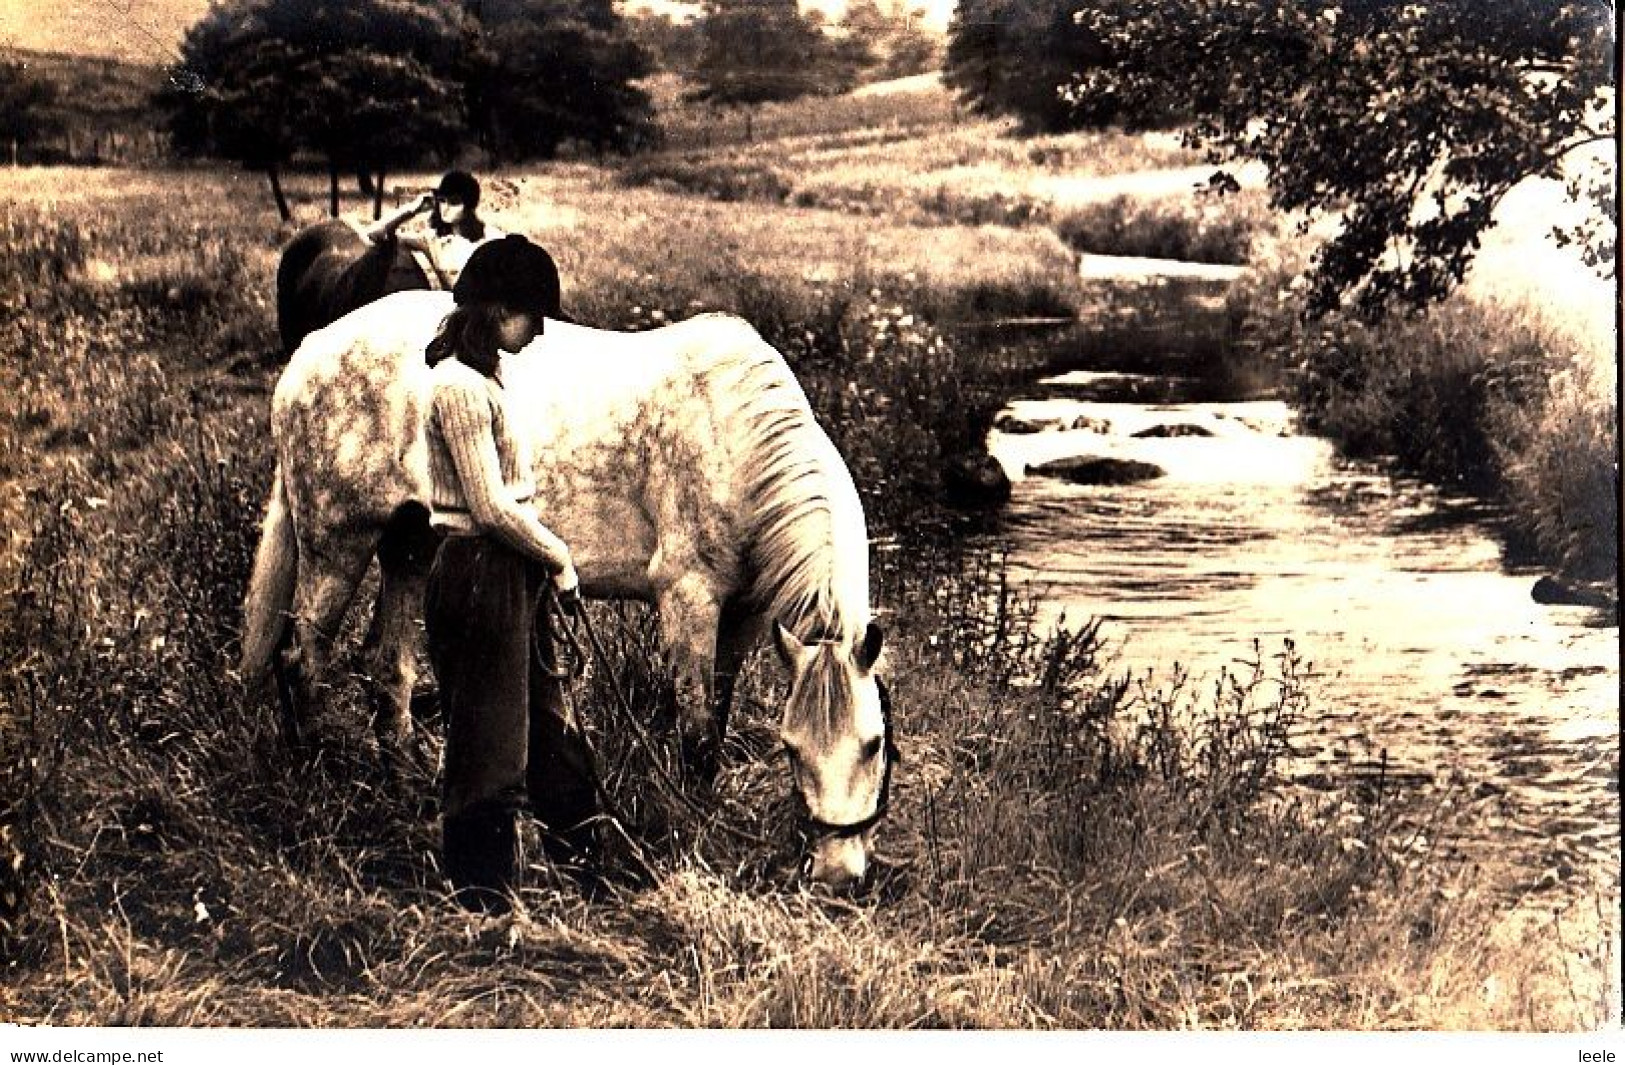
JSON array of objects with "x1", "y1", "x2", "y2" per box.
[
  {"x1": 1053, "y1": 194, "x2": 1256, "y2": 265},
  {"x1": 616, "y1": 155, "x2": 793, "y2": 204},
  {"x1": 1490, "y1": 359, "x2": 1619, "y2": 580}
]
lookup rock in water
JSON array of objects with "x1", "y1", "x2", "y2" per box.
[
  {"x1": 943, "y1": 450, "x2": 1012, "y2": 509},
  {"x1": 1132, "y1": 422, "x2": 1214, "y2": 438},
  {"x1": 1531, "y1": 575, "x2": 1615, "y2": 610},
  {"x1": 1024, "y1": 456, "x2": 1166, "y2": 485},
  {"x1": 993, "y1": 413, "x2": 1063, "y2": 434}
]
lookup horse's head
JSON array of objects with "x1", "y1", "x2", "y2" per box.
[{"x1": 773, "y1": 620, "x2": 897, "y2": 890}]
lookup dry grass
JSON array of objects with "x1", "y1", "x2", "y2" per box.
[{"x1": 0, "y1": 159, "x2": 1616, "y2": 1031}]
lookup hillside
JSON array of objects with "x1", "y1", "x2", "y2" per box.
[
  {"x1": 0, "y1": 0, "x2": 207, "y2": 63},
  {"x1": 0, "y1": 46, "x2": 167, "y2": 162}
]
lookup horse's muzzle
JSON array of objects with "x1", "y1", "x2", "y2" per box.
[{"x1": 803, "y1": 833, "x2": 869, "y2": 890}]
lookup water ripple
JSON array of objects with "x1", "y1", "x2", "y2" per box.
[{"x1": 979, "y1": 383, "x2": 1621, "y2": 886}]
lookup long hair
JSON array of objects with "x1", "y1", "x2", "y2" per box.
[
  {"x1": 425, "y1": 303, "x2": 505, "y2": 377},
  {"x1": 429, "y1": 210, "x2": 487, "y2": 242}
]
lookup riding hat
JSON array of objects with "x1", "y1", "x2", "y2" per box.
[
  {"x1": 435, "y1": 169, "x2": 481, "y2": 208},
  {"x1": 453, "y1": 235, "x2": 573, "y2": 323}
]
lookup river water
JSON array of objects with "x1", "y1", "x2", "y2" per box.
[{"x1": 977, "y1": 329, "x2": 1619, "y2": 896}]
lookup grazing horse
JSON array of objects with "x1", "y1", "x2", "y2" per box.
[
  {"x1": 275, "y1": 220, "x2": 431, "y2": 359},
  {"x1": 238, "y1": 291, "x2": 896, "y2": 887}
]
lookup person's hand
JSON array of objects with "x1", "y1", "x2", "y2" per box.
[
  {"x1": 415, "y1": 192, "x2": 436, "y2": 214},
  {"x1": 553, "y1": 564, "x2": 581, "y2": 615}
]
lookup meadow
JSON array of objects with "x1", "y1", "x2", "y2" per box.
[{"x1": 0, "y1": 82, "x2": 1617, "y2": 1028}]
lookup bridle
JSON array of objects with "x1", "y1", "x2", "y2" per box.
[{"x1": 797, "y1": 676, "x2": 901, "y2": 841}]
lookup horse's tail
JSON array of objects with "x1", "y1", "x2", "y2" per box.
[{"x1": 239, "y1": 466, "x2": 297, "y2": 686}]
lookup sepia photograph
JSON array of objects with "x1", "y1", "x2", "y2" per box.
[{"x1": 0, "y1": 0, "x2": 1617, "y2": 1039}]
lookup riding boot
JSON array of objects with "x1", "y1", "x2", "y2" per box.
[{"x1": 442, "y1": 798, "x2": 519, "y2": 914}]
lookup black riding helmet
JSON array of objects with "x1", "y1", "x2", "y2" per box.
[
  {"x1": 435, "y1": 170, "x2": 481, "y2": 209},
  {"x1": 453, "y1": 235, "x2": 573, "y2": 324}
]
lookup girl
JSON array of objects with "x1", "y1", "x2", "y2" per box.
[
  {"x1": 422, "y1": 234, "x2": 597, "y2": 911},
  {"x1": 365, "y1": 170, "x2": 506, "y2": 291}
]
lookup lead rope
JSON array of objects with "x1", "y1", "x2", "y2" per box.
[{"x1": 537, "y1": 587, "x2": 778, "y2": 853}]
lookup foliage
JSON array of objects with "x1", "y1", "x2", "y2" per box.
[
  {"x1": 1490, "y1": 358, "x2": 1619, "y2": 581},
  {"x1": 623, "y1": 11, "x2": 707, "y2": 77},
  {"x1": 0, "y1": 49, "x2": 165, "y2": 163},
  {"x1": 0, "y1": 60, "x2": 61, "y2": 155},
  {"x1": 271, "y1": 1, "x2": 467, "y2": 174},
  {"x1": 158, "y1": 0, "x2": 468, "y2": 217},
  {"x1": 1052, "y1": 194, "x2": 1257, "y2": 265},
  {"x1": 818, "y1": 0, "x2": 944, "y2": 87},
  {"x1": 944, "y1": 0, "x2": 1176, "y2": 133},
  {"x1": 842, "y1": 0, "x2": 944, "y2": 81},
  {"x1": 466, "y1": 0, "x2": 656, "y2": 161},
  {"x1": 688, "y1": 0, "x2": 838, "y2": 114},
  {"x1": 160, "y1": 0, "x2": 656, "y2": 194},
  {"x1": 1056, "y1": 0, "x2": 1617, "y2": 317}
]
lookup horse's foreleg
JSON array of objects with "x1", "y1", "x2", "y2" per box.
[
  {"x1": 654, "y1": 574, "x2": 724, "y2": 785},
  {"x1": 712, "y1": 611, "x2": 764, "y2": 746}
]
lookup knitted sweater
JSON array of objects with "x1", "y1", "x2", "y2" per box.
[
  {"x1": 401, "y1": 224, "x2": 506, "y2": 290},
  {"x1": 426, "y1": 357, "x2": 572, "y2": 572}
]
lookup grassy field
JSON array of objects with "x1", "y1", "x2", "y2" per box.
[
  {"x1": 625, "y1": 74, "x2": 1267, "y2": 266},
  {"x1": 0, "y1": 94, "x2": 1617, "y2": 1030}
]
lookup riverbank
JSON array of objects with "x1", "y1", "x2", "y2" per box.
[
  {"x1": 0, "y1": 161, "x2": 1615, "y2": 1028},
  {"x1": 1225, "y1": 143, "x2": 1618, "y2": 597},
  {"x1": 1229, "y1": 269, "x2": 1618, "y2": 597}
]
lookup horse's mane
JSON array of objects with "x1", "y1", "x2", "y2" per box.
[{"x1": 690, "y1": 322, "x2": 870, "y2": 646}]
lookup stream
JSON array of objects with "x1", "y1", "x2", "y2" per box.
[{"x1": 975, "y1": 315, "x2": 1619, "y2": 897}]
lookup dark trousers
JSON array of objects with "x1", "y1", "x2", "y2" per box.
[{"x1": 424, "y1": 535, "x2": 599, "y2": 907}]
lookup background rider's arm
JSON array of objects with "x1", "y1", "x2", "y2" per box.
[
  {"x1": 433, "y1": 383, "x2": 574, "y2": 573},
  {"x1": 361, "y1": 193, "x2": 432, "y2": 244}
]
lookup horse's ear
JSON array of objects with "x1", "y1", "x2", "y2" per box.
[
  {"x1": 855, "y1": 621, "x2": 884, "y2": 673},
  {"x1": 773, "y1": 620, "x2": 803, "y2": 670}
]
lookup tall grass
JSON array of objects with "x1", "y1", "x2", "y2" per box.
[
  {"x1": 0, "y1": 166, "x2": 1614, "y2": 1029},
  {"x1": 1052, "y1": 194, "x2": 1260, "y2": 265}
]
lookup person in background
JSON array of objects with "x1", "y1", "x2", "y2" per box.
[
  {"x1": 364, "y1": 170, "x2": 506, "y2": 291},
  {"x1": 421, "y1": 234, "x2": 597, "y2": 911}
]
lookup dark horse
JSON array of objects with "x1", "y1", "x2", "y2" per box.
[{"x1": 275, "y1": 220, "x2": 432, "y2": 358}]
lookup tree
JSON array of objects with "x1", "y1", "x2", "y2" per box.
[
  {"x1": 468, "y1": 0, "x2": 656, "y2": 161},
  {"x1": 0, "y1": 60, "x2": 62, "y2": 165},
  {"x1": 831, "y1": 0, "x2": 942, "y2": 85},
  {"x1": 624, "y1": 10, "x2": 707, "y2": 76},
  {"x1": 1055, "y1": 0, "x2": 1616, "y2": 317},
  {"x1": 689, "y1": 0, "x2": 830, "y2": 138},
  {"x1": 159, "y1": 0, "x2": 470, "y2": 220},
  {"x1": 945, "y1": 0, "x2": 1134, "y2": 133},
  {"x1": 871, "y1": 4, "x2": 942, "y2": 80},
  {"x1": 159, "y1": 4, "x2": 303, "y2": 219}
]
